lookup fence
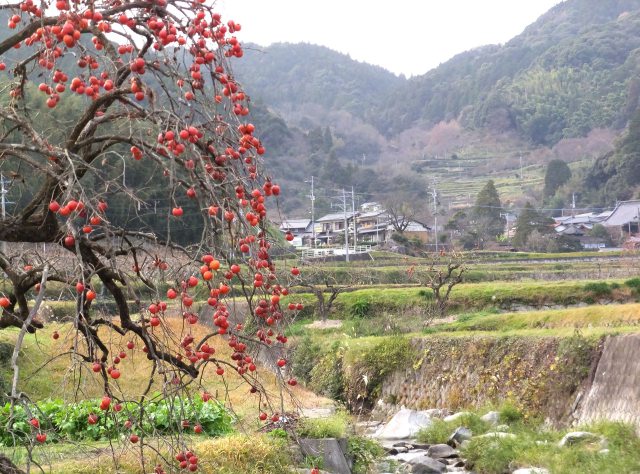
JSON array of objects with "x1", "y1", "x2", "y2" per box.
[{"x1": 299, "y1": 245, "x2": 373, "y2": 259}]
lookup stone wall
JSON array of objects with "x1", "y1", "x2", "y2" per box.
[{"x1": 376, "y1": 335, "x2": 602, "y2": 425}]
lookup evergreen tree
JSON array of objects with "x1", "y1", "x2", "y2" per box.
[
  {"x1": 307, "y1": 127, "x2": 325, "y2": 152},
  {"x1": 321, "y1": 153, "x2": 353, "y2": 188},
  {"x1": 513, "y1": 203, "x2": 554, "y2": 248},
  {"x1": 621, "y1": 112, "x2": 640, "y2": 186},
  {"x1": 543, "y1": 159, "x2": 572, "y2": 199},
  {"x1": 322, "y1": 126, "x2": 334, "y2": 152},
  {"x1": 472, "y1": 180, "x2": 505, "y2": 242}
]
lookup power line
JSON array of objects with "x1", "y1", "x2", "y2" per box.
[{"x1": 465, "y1": 204, "x2": 610, "y2": 212}]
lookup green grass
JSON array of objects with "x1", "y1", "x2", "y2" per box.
[
  {"x1": 357, "y1": 249, "x2": 630, "y2": 264},
  {"x1": 415, "y1": 406, "x2": 640, "y2": 474},
  {"x1": 420, "y1": 326, "x2": 640, "y2": 339},
  {"x1": 286, "y1": 278, "x2": 637, "y2": 325},
  {"x1": 0, "y1": 439, "x2": 118, "y2": 473},
  {"x1": 292, "y1": 251, "x2": 639, "y2": 287},
  {"x1": 293, "y1": 260, "x2": 639, "y2": 286},
  {"x1": 417, "y1": 413, "x2": 492, "y2": 444},
  {"x1": 297, "y1": 411, "x2": 349, "y2": 439},
  {"x1": 289, "y1": 298, "x2": 640, "y2": 342},
  {"x1": 463, "y1": 421, "x2": 640, "y2": 474},
  {"x1": 470, "y1": 250, "x2": 628, "y2": 260},
  {"x1": 428, "y1": 303, "x2": 640, "y2": 334}
]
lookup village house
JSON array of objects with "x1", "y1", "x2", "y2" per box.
[
  {"x1": 355, "y1": 207, "x2": 391, "y2": 244},
  {"x1": 282, "y1": 202, "x2": 432, "y2": 249},
  {"x1": 602, "y1": 200, "x2": 640, "y2": 238},
  {"x1": 315, "y1": 211, "x2": 359, "y2": 245},
  {"x1": 554, "y1": 211, "x2": 613, "y2": 249},
  {"x1": 554, "y1": 211, "x2": 611, "y2": 232},
  {"x1": 278, "y1": 219, "x2": 313, "y2": 247},
  {"x1": 354, "y1": 202, "x2": 431, "y2": 244},
  {"x1": 398, "y1": 220, "x2": 432, "y2": 243}
]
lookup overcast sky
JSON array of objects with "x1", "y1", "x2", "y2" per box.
[{"x1": 217, "y1": 0, "x2": 564, "y2": 77}]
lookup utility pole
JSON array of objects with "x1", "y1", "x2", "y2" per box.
[
  {"x1": 431, "y1": 183, "x2": 439, "y2": 253},
  {"x1": 500, "y1": 212, "x2": 511, "y2": 243},
  {"x1": 351, "y1": 186, "x2": 357, "y2": 253},
  {"x1": 572, "y1": 192, "x2": 576, "y2": 217},
  {"x1": 1, "y1": 174, "x2": 9, "y2": 254},
  {"x1": 342, "y1": 189, "x2": 349, "y2": 262},
  {"x1": 308, "y1": 176, "x2": 316, "y2": 248},
  {"x1": 519, "y1": 154, "x2": 523, "y2": 181}
]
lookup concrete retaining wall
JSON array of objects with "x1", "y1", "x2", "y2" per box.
[{"x1": 577, "y1": 333, "x2": 640, "y2": 428}]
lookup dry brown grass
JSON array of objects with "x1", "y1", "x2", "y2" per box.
[
  {"x1": 2, "y1": 317, "x2": 330, "y2": 421},
  {"x1": 8, "y1": 434, "x2": 296, "y2": 474}
]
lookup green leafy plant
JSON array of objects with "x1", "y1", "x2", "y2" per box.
[
  {"x1": 498, "y1": 403, "x2": 523, "y2": 424},
  {"x1": 583, "y1": 282, "x2": 613, "y2": 298},
  {"x1": 0, "y1": 396, "x2": 232, "y2": 446},
  {"x1": 267, "y1": 428, "x2": 289, "y2": 439},
  {"x1": 624, "y1": 277, "x2": 640, "y2": 296},
  {"x1": 348, "y1": 436, "x2": 385, "y2": 474},
  {"x1": 308, "y1": 341, "x2": 346, "y2": 400},
  {"x1": 418, "y1": 289, "x2": 435, "y2": 300},
  {"x1": 349, "y1": 298, "x2": 372, "y2": 319},
  {"x1": 291, "y1": 336, "x2": 323, "y2": 384},
  {"x1": 416, "y1": 419, "x2": 454, "y2": 444}
]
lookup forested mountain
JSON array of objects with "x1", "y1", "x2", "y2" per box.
[
  {"x1": 376, "y1": 0, "x2": 640, "y2": 144},
  {"x1": 584, "y1": 109, "x2": 640, "y2": 204},
  {"x1": 232, "y1": 0, "x2": 640, "y2": 209},
  {"x1": 2, "y1": 0, "x2": 640, "y2": 217},
  {"x1": 234, "y1": 43, "x2": 404, "y2": 124},
  {"x1": 235, "y1": 0, "x2": 640, "y2": 151}
]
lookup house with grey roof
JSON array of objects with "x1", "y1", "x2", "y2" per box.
[
  {"x1": 603, "y1": 200, "x2": 640, "y2": 237},
  {"x1": 316, "y1": 211, "x2": 359, "y2": 244},
  {"x1": 553, "y1": 210, "x2": 614, "y2": 249},
  {"x1": 279, "y1": 218, "x2": 314, "y2": 246},
  {"x1": 313, "y1": 201, "x2": 431, "y2": 246}
]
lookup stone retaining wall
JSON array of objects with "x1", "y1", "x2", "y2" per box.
[{"x1": 376, "y1": 335, "x2": 602, "y2": 425}]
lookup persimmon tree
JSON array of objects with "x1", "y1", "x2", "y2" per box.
[
  {"x1": 0, "y1": 0, "x2": 301, "y2": 472},
  {"x1": 408, "y1": 251, "x2": 466, "y2": 319},
  {"x1": 295, "y1": 266, "x2": 363, "y2": 322}
]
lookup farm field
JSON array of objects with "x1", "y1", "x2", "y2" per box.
[{"x1": 2, "y1": 251, "x2": 639, "y2": 472}]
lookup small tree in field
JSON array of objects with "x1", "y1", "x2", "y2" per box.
[
  {"x1": 295, "y1": 265, "x2": 364, "y2": 322},
  {"x1": 409, "y1": 252, "x2": 466, "y2": 319},
  {"x1": 0, "y1": 2, "x2": 301, "y2": 472}
]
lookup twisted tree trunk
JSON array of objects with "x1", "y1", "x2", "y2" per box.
[{"x1": 0, "y1": 455, "x2": 25, "y2": 474}]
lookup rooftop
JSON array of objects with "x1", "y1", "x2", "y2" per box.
[
  {"x1": 317, "y1": 211, "x2": 358, "y2": 222},
  {"x1": 279, "y1": 219, "x2": 311, "y2": 230},
  {"x1": 555, "y1": 211, "x2": 610, "y2": 225},
  {"x1": 357, "y1": 210, "x2": 390, "y2": 219},
  {"x1": 603, "y1": 200, "x2": 640, "y2": 227}
]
